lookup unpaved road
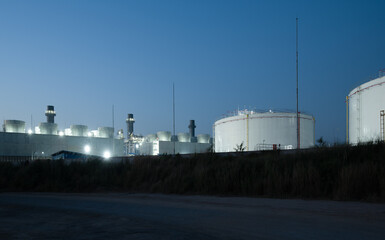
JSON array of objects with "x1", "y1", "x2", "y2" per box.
[{"x1": 0, "y1": 193, "x2": 384, "y2": 239}]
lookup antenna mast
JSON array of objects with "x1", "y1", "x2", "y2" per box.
[
  {"x1": 173, "y1": 83, "x2": 176, "y2": 155},
  {"x1": 296, "y1": 18, "x2": 300, "y2": 150},
  {"x1": 112, "y1": 104, "x2": 115, "y2": 155},
  {"x1": 112, "y1": 104, "x2": 115, "y2": 131}
]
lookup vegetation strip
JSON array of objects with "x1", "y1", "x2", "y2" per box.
[{"x1": 1, "y1": 142, "x2": 384, "y2": 202}]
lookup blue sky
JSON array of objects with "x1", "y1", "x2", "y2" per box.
[{"x1": 0, "y1": 0, "x2": 384, "y2": 143}]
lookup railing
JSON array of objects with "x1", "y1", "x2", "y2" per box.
[
  {"x1": 381, "y1": 110, "x2": 385, "y2": 141},
  {"x1": 253, "y1": 144, "x2": 294, "y2": 151},
  {"x1": 215, "y1": 108, "x2": 312, "y2": 122}
]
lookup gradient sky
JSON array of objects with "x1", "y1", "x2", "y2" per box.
[{"x1": 1, "y1": 0, "x2": 385, "y2": 143}]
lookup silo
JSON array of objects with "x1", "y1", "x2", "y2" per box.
[
  {"x1": 157, "y1": 131, "x2": 171, "y2": 141},
  {"x1": 347, "y1": 75, "x2": 385, "y2": 143},
  {"x1": 70, "y1": 125, "x2": 88, "y2": 137},
  {"x1": 3, "y1": 120, "x2": 26, "y2": 133},
  {"x1": 39, "y1": 122, "x2": 58, "y2": 135},
  {"x1": 214, "y1": 110, "x2": 315, "y2": 152},
  {"x1": 98, "y1": 127, "x2": 114, "y2": 138}
]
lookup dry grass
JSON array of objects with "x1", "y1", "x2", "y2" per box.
[{"x1": 1, "y1": 142, "x2": 384, "y2": 202}]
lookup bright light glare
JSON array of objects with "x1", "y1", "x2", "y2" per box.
[
  {"x1": 28, "y1": 129, "x2": 33, "y2": 134},
  {"x1": 103, "y1": 151, "x2": 111, "y2": 159},
  {"x1": 59, "y1": 131, "x2": 64, "y2": 136},
  {"x1": 87, "y1": 132, "x2": 92, "y2": 137},
  {"x1": 84, "y1": 145, "x2": 91, "y2": 154}
]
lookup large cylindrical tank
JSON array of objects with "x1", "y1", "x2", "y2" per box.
[
  {"x1": 39, "y1": 122, "x2": 58, "y2": 135},
  {"x1": 197, "y1": 134, "x2": 210, "y2": 143},
  {"x1": 157, "y1": 131, "x2": 171, "y2": 141},
  {"x1": 3, "y1": 120, "x2": 26, "y2": 133},
  {"x1": 98, "y1": 127, "x2": 114, "y2": 138},
  {"x1": 145, "y1": 134, "x2": 157, "y2": 142},
  {"x1": 70, "y1": 125, "x2": 88, "y2": 137},
  {"x1": 177, "y1": 133, "x2": 191, "y2": 142},
  {"x1": 214, "y1": 110, "x2": 315, "y2": 152},
  {"x1": 348, "y1": 75, "x2": 385, "y2": 144}
]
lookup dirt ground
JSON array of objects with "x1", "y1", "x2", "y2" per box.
[{"x1": 0, "y1": 193, "x2": 384, "y2": 239}]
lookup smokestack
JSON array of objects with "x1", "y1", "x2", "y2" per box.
[
  {"x1": 126, "y1": 113, "x2": 135, "y2": 138},
  {"x1": 45, "y1": 105, "x2": 56, "y2": 123},
  {"x1": 188, "y1": 120, "x2": 196, "y2": 137}
]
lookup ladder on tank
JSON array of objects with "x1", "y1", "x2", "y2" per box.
[
  {"x1": 356, "y1": 88, "x2": 361, "y2": 141},
  {"x1": 381, "y1": 110, "x2": 385, "y2": 141}
]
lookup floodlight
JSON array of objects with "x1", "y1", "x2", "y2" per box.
[
  {"x1": 103, "y1": 151, "x2": 111, "y2": 159},
  {"x1": 84, "y1": 145, "x2": 91, "y2": 154}
]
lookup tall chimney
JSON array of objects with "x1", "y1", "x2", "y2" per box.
[
  {"x1": 188, "y1": 120, "x2": 196, "y2": 137},
  {"x1": 45, "y1": 105, "x2": 56, "y2": 123},
  {"x1": 126, "y1": 113, "x2": 135, "y2": 138}
]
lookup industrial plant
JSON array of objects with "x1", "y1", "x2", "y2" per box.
[
  {"x1": 138, "y1": 120, "x2": 212, "y2": 155},
  {"x1": 214, "y1": 110, "x2": 315, "y2": 152},
  {"x1": 124, "y1": 115, "x2": 212, "y2": 155},
  {"x1": 2, "y1": 69, "x2": 385, "y2": 161},
  {"x1": 0, "y1": 106, "x2": 213, "y2": 160},
  {"x1": 347, "y1": 74, "x2": 385, "y2": 144},
  {"x1": 0, "y1": 105, "x2": 124, "y2": 159}
]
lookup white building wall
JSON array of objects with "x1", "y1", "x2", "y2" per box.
[
  {"x1": 0, "y1": 132, "x2": 124, "y2": 157},
  {"x1": 139, "y1": 141, "x2": 211, "y2": 155}
]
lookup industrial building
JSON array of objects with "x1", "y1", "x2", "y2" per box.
[
  {"x1": 347, "y1": 74, "x2": 385, "y2": 144},
  {"x1": 0, "y1": 106, "x2": 212, "y2": 159},
  {"x1": 127, "y1": 118, "x2": 213, "y2": 155},
  {"x1": 214, "y1": 110, "x2": 315, "y2": 152},
  {"x1": 0, "y1": 106, "x2": 124, "y2": 159}
]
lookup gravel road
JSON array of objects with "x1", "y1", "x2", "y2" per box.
[{"x1": 0, "y1": 193, "x2": 384, "y2": 239}]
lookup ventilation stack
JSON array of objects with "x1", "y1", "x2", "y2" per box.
[
  {"x1": 126, "y1": 113, "x2": 135, "y2": 138},
  {"x1": 45, "y1": 105, "x2": 56, "y2": 123},
  {"x1": 188, "y1": 120, "x2": 196, "y2": 138}
]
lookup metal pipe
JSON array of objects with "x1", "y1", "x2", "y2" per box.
[
  {"x1": 346, "y1": 96, "x2": 349, "y2": 143},
  {"x1": 296, "y1": 17, "x2": 300, "y2": 149}
]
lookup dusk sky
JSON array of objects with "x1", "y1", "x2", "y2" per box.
[{"x1": 1, "y1": 0, "x2": 385, "y2": 143}]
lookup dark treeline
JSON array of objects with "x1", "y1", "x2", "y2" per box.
[{"x1": 0, "y1": 142, "x2": 384, "y2": 202}]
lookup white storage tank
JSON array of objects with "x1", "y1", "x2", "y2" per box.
[
  {"x1": 197, "y1": 134, "x2": 210, "y2": 143},
  {"x1": 39, "y1": 122, "x2": 58, "y2": 135},
  {"x1": 157, "y1": 131, "x2": 171, "y2": 141},
  {"x1": 145, "y1": 134, "x2": 157, "y2": 142},
  {"x1": 177, "y1": 133, "x2": 191, "y2": 142},
  {"x1": 214, "y1": 110, "x2": 315, "y2": 152},
  {"x1": 347, "y1": 75, "x2": 385, "y2": 144},
  {"x1": 3, "y1": 120, "x2": 26, "y2": 133},
  {"x1": 70, "y1": 125, "x2": 88, "y2": 137},
  {"x1": 98, "y1": 127, "x2": 114, "y2": 138}
]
